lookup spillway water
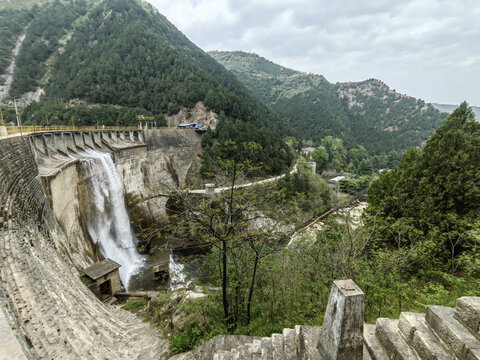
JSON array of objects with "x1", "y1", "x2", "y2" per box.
[
  {"x1": 169, "y1": 253, "x2": 191, "y2": 290},
  {"x1": 80, "y1": 149, "x2": 144, "y2": 290}
]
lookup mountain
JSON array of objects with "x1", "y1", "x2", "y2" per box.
[
  {"x1": 210, "y1": 51, "x2": 448, "y2": 156},
  {"x1": 432, "y1": 103, "x2": 480, "y2": 120},
  {"x1": 0, "y1": 0, "x2": 292, "y2": 174}
]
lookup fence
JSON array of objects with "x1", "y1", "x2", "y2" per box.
[{"x1": 0, "y1": 125, "x2": 141, "y2": 138}]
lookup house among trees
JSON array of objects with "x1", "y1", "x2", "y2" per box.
[
  {"x1": 301, "y1": 147, "x2": 316, "y2": 155},
  {"x1": 328, "y1": 175, "x2": 346, "y2": 184}
]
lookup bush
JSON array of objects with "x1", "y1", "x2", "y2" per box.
[
  {"x1": 339, "y1": 175, "x2": 371, "y2": 195},
  {"x1": 170, "y1": 323, "x2": 202, "y2": 354}
]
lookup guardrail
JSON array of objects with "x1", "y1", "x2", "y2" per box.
[{"x1": 0, "y1": 125, "x2": 141, "y2": 138}]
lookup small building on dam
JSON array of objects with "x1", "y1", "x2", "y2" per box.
[{"x1": 81, "y1": 258, "x2": 122, "y2": 300}]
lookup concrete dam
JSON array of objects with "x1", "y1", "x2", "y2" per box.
[
  {"x1": 0, "y1": 128, "x2": 202, "y2": 359},
  {"x1": 1, "y1": 129, "x2": 480, "y2": 360}
]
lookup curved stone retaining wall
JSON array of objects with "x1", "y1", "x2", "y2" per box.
[{"x1": 0, "y1": 129, "x2": 202, "y2": 359}]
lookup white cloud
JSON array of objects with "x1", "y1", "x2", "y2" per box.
[{"x1": 148, "y1": 0, "x2": 480, "y2": 105}]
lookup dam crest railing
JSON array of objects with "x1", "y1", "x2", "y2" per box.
[{"x1": 0, "y1": 125, "x2": 141, "y2": 138}]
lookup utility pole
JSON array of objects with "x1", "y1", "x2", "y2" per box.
[
  {"x1": 18, "y1": 111, "x2": 23, "y2": 134},
  {"x1": 14, "y1": 99, "x2": 19, "y2": 127},
  {"x1": 14, "y1": 99, "x2": 22, "y2": 135}
]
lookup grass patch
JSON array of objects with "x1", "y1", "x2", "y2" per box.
[{"x1": 121, "y1": 299, "x2": 147, "y2": 311}]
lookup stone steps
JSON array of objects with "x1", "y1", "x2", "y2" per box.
[
  {"x1": 191, "y1": 292, "x2": 480, "y2": 360},
  {"x1": 375, "y1": 318, "x2": 420, "y2": 359},
  {"x1": 204, "y1": 327, "x2": 303, "y2": 360},
  {"x1": 363, "y1": 299, "x2": 480, "y2": 360},
  {"x1": 399, "y1": 312, "x2": 454, "y2": 359},
  {"x1": 455, "y1": 297, "x2": 480, "y2": 339},
  {"x1": 426, "y1": 305, "x2": 480, "y2": 360}
]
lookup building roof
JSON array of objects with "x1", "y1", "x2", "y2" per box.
[
  {"x1": 329, "y1": 176, "x2": 346, "y2": 183},
  {"x1": 301, "y1": 147, "x2": 316, "y2": 152},
  {"x1": 82, "y1": 259, "x2": 121, "y2": 281}
]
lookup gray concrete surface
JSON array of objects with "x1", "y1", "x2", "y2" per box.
[{"x1": 0, "y1": 308, "x2": 27, "y2": 360}]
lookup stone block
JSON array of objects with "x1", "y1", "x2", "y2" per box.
[
  {"x1": 363, "y1": 324, "x2": 388, "y2": 360},
  {"x1": 260, "y1": 337, "x2": 272, "y2": 360},
  {"x1": 426, "y1": 305, "x2": 480, "y2": 360},
  {"x1": 271, "y1": 333, "x2": 284, "y2": 360},
  {"x1": 455, "y1": 297, "x2": 480, "y2": 337},
  {"x1": 398, "y1": 312, "x2": 453, "y2": 359},
  {"x1": 283, "y1": 328, "x2": 297, "y2": 360},
  {"x1": 317, "y1": 279, "x2": 364, "y2": 360},
  {"x1": 296, "y1": 325, "x2": 323, "y2": 360},
  {"x1": 375, "y1": 318, "x2": 419, "y2": 359}
]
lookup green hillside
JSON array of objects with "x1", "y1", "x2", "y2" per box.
[
  {"x1": 0, "y1": 7, "x2": 35, "y2": 77},
  {"x1": 0, "y1": 0, "x2": 292, "y2": 175},
  {"x1": 210, "y1": 51, "x2": 448, "y2": 156}
]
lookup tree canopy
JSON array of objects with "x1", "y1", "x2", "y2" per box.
[{"x1": 367, "y1": 102, "x2": 480, "y2": 271}]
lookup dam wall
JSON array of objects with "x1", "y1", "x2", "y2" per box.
[
  {"x1": 0, "y1": 129, "x2": 202, "y2": 359},
  {"x1": 115, "y1": 129, "x2": 202, "y2": 221},
  {"x1": 37, "y1": 129, "x2": 202, "y2": 265}
]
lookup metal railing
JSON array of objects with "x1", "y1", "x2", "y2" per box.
[{"x1": 0, "y1": 125, "x2": 141, "y2": 138}]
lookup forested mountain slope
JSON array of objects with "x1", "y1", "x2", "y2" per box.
[
  {"x1": 0, "y1": 0, "x2": 292, "y2": 174},
  {"x1": 210, "y1": 51, "x2": 448, "y2": 156}
]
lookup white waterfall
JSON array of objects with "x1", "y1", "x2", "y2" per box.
[
  {"x1": 81, "y1": 149, "x2": 144, "y2": 290},
  {"x1": 169, "y1": 253, "x2": 191, "y2": 290}
]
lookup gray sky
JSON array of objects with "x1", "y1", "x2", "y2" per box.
[{"x1": 147, "y1": 0, "x2": 480, "y2": 106}]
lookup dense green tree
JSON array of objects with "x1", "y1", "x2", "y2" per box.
[
  {"x1": 357, "y1": 158, "x2": 374, "y2": 175},
  {"x1": 311, "y1": 147, "x2": 329, "y2": 172},
  {"x1": 367, "y1": 102, "x2": 480, "y2": 270},
  {"x1": 321, "y1": 136, "x2": 347, "y2": 171},
  {"x1": 339, "y1": 176, "x2": 370, "y2": 195}
]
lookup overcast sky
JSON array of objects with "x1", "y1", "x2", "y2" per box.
[{"x1": 147, "y1": 0, "x2": 480, "y2": 106}]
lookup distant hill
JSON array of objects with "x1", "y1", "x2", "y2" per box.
[
  {"x1": 0, "y1": 0, "x2": 292, "y2": 174},
  {"x1": 432, "y1": 103, "x2": 480, "y2": 120},
  {"x1": 210, "y1": 51, "x2": 448, "y2": 156}
]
